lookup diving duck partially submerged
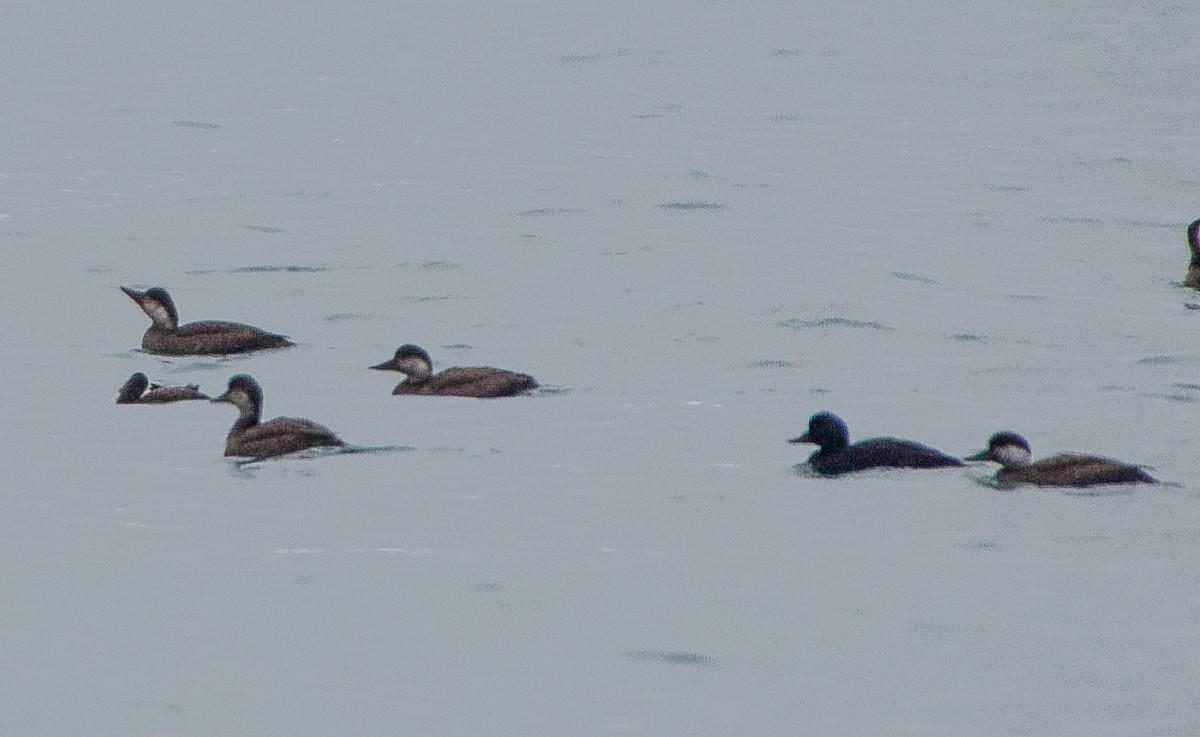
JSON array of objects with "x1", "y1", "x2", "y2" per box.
[{"x1": 115, "y1": 372, "x2": 209, "y2": 404}]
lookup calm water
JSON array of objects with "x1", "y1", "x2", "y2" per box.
[{"x1": 3, "y1": 2, "x2": 1200, "y2": 735}]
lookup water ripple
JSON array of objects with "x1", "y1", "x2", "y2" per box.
[
  {"x1": 779, "y1": 317, "x2": 893, "y2": 331},
  {"x1": 172, "y1": 120, "x2": 221, "y2": 129},
  {"x1": 626, "y1": 650, "x2": 714, "y2": 666},
  {"x1": 891, "y1": 271, "x2": 939, "y2": 284},
  {"x1": 657, "y1": 201, "x2": 725, "y2": 211},
  {"x1": 229, "y1": 264, "x2": 329, "y2": 274}
]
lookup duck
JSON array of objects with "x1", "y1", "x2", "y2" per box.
[
  {"x1": 120, "y1": 286, "x2": 293, "y2": 355},
  {"x1": 211, "y1": 374, "x2": 345, "y2": 459},
  {"x1": 1186, "y1": 218, "x2": 1200, "y2": 289},
  {"x1": 369, "y1": 343, "x2": 538, "y2": 397},
  {"x1": 966, "y1": 431, "x2": 1157, "y2": 487},
  {"x1": 115, "y1": 372, "x2": 209, "y2": 404},
  {"x1": 789, "y1": 411, "x2": 963, "y2": 476}
]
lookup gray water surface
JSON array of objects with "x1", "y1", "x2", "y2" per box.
[{"x1": 3, "y1": 2, "x2": 1200, "y2": 735}]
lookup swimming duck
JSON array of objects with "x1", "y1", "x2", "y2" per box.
[
  {"x1": 116, "y1": 372, "x2": 209, "y2": 404},
  {"x1": 1186, "y1": 218, "x2": 1200, "y2": 289},
  {"x1": 966, "y1": 431, "x2": 1157, "y2": 487},
  {"x1": 789, "y1": 411, "x2": 963, "y2": 476},
  {"x1": 121, "y1": 286, "x2": 293, "y2": 355},
  {"x1": 211, "y1": 374, "x2": 344, "y2": 459},
  {"x1": 369, "y1": 344, "x2": 538, "y2": 397}
]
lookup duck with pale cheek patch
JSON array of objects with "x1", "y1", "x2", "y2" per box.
[
  {"x1": 212, "y1": 374, "x2": 344, "y2": 459},
  {"x1": 120, "y1": 286, "x2": 293, "y2": 355},
  {"x1": 369, "y1": 344, "x2": 538, "y2": 398},
  {"x1": 116, "y1": 372, "x2": 208, "y2": 404},
  {"x1": 789, "y1": 412, "x2": 963, "y2": 476},
  {"x1": 966, "y1": 431, "x2": 1157, "y2": 487}
]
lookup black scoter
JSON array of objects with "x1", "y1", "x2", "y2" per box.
[
  {"x1": 789, "y1": 411, "x2": 963, "y2": 476},
  {"x1": 211, "y1": 374, "x2": 345, "y2": 459},
  {"x1": 369, "y1": 343, "x2": 537, "y2": 398},
  {"x1": 121, "y1": 286, "x2": 293, "y2": 355}
]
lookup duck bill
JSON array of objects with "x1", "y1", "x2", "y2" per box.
[
  {"x1": 368, "y1": 359, "x2": 396, "y2": 371},
  {"x1": 787, "y1": 433, "x2": 812, "y2": 445},
  {"x1": 120, "y1": 285, "x2": 146, "y2": 302},
  {"x1": 964, "y1": 450, "x2": 990, "y2": 462},
  {"x1": 211, "y1": 391, "x2": 231, "y2": 404}
]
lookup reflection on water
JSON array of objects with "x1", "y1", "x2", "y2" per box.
[{"x1": 229, "y1": 444, "x2": 419, "y2": 475}]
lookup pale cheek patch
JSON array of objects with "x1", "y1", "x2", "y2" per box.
[
  {"x1": 397, "y1": 357, "x2": 430, "y2": 376},
  {"x1": 147, "y1": 303, "x2": 174, "y2": 327},
  {"x1": 223, "y1": 388, "x2": 255, "y2": 413},
  {"x1": 994, "y1": 444, "x2": 1031, "y2": 467}
]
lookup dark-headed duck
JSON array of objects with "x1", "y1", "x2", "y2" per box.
[
  {"x1": 211, "y1": 374, "x2": 344, "y2": 459},
  {"x1": 121, "y1": 286, "x2": 293, "y2": 355},
  {"x1": 966, "y1": 431, "x2": 1157, "y2": 487},
  {"x1": 369, "y1": 344, "x2": 537, "y2": 398},
  {"x1": 116, "y1": 371, "x2": 208, "y2": 404},
  {"x1": 790, "y1": 412, "x2": 963, "y2": 476}
]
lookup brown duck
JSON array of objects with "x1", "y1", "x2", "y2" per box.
[
  {"x1": 211, "y1": 374, "x2": 345, "y2": 459},
  {"x1": 116, "y1": 372, "x2": 209, "y2": 404},
  {"x1": 369, "y1": 344, "x2": 537, "y2": 398},
  {"x1": 121, "y1": 286, "x2": 293, "y2": 355},
  {"x1": 966, "y1": 431, "x2": 1157, "y2": 487},
  {"x1": 1186, "y1": 218, "x2": 1200, "y2": 289}
]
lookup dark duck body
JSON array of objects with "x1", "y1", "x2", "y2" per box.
[
  {"x1": 116, "y1": 372, "x2": 209, "y2": 404},
  {"x1": 121, "y1": 286, "x2": 293, "y2": 355},
  {"x1": 966, "y1": 431, "x2": 1157, "y2": 487},
  {"x1": 1186, "y1": 218, "x2": 1200, "y2": 289},
  {"x1": 212, "y1": 374, "x2": 344, "y2": 459},
  {"x1": 369, "y1": 344, "x2": 538, "y2": 398},
  {"x1": 789, "y1": 412, "x2": 963, "y2": 476}
]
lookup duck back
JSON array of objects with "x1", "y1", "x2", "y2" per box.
[
  {"x1": 144, "y1": 320, "x2": 293, "y2": 355},
  {"x1": 225, "y1": 416, "x2": 344, "y2": 458},
  {"x1": 139, "y1": 385, "x2": 209, "y2": 403},
  {"x1": 810, "y1": 438, "x2": 963, "y2": 476},
  {"x1": 999, "y1": 453, "x2": 1157, "y2": 487}
]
